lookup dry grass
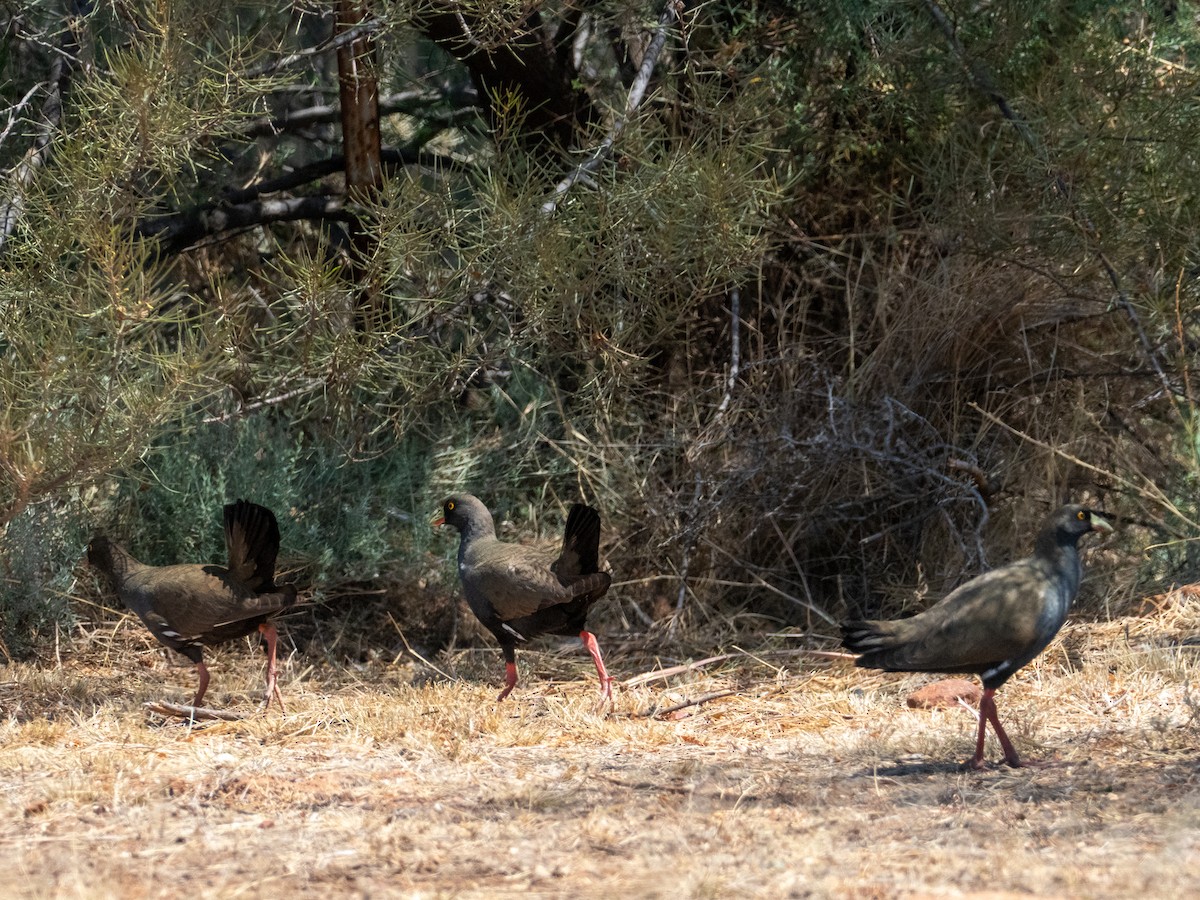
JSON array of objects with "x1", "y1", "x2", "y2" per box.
[{"x1": 1, "y1": 591, "x2": 1199, "y2": 899}]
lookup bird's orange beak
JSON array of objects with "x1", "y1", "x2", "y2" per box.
[{"x1": 432, "y1": 516, "x2": 445, "y2": 528}]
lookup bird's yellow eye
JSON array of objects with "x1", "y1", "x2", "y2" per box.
[
  {"x1": 447, "y1": 501, "x2": 455, "y2": 512},
  {"x1": 1076, "y1": 510, "x2": 1086, "y2": 521}
]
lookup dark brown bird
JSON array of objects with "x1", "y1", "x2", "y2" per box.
[
  {"x1": 435, "y1": 494, "x2": 613, "y2": 701},
  {"x1": 842, "y1": 504, "x2": 1113, "y2": 769},
  {"x1": 87, "y1": 500, "x2": 298, "y2": 710}
]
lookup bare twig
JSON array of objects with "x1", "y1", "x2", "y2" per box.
[
  {"x1": 0, "y1": 2, "x2": 89, "y2": 254},
  {"x1": 143, "y1": 702, "x2": 247, "y2": 722},
  {"x1": 623, "y1": 652, "x2": 739, "y2": 686},
  {"x1": 0, "y1": 83, "x2": 42, "y2": 149},
  {"x1": 642, "y1": 690, "x2": 735, "y2": 718},
  {"x1": 245, "y1": 16, "x2": 387, "y2": 79},
  {"x1": 136, "y1": 195, "x2": 350, "y2": 253},
  {"x1": 134, "y1": 147, "x2": 456, "y2": 254},
  {"x1": 388, "y1": 612, "x2": 459, "y2": 682},
  {"x1": 623, "y1": 647, "x2": 849, "y2": 687},
  {"x1": 715, "y1": 289, "x2": 741, "y2": 416},
  {"x1": 201, "y1": 381, "x2": 324, "y2": 424},
  {"x1": 1106, "y1": 270, "x2": 1180, "y2": 406},
  {"x1": 541, "y1": 0, "x2": 683, "y2": 215},
  {"x1": 241, "y1": 89, "x2": 479, "y2": 139},
  {"x1": 1174, "y1": 268, "x2": 1195, "y2": 406}
]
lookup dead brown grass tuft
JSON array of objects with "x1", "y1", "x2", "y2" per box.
[{"x1": 0, "y1": 592, "x2": 1198, "y2": 898}]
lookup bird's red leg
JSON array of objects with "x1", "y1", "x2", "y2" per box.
[
  {"x1": 258, "y1": 622, "x2": 285, "y2": 712},
  {"x1": 969, "y1": 689, "x2": 992, "y2": 770},
  {"x1": 191, "y1": 662, "x2": 211, "y2": 708},
  {"x1": 496, "y1": 661, "x2": 519, "y2": 701},
  {"x1": 580, "y1": 631, "x2": 613, "y2": 701},
  {"x1": 968, "y1": 688, "x2": 1025, "y2": 769},
  {"x1": 983, "y1": 690, "x2": 1024, "y2": 767}
]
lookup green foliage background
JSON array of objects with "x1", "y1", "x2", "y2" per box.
[{"x1": 2, "y1": 0, "x2": 1198, "y2": 657}]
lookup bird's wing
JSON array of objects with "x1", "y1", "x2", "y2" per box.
[
  {"x1": 207, "y1": 586, "x2": 298, "y2": 629},
  {"x1": 127, "y1": 598, "x2": 199, "y2": 657},
  {"x1": 465, "y1": 545, "x2": 575, "y2": 621},
  {"x1": 127, "y1": 565, "x2": 292, "y2": 636},
  {"x1": 866, "y1": 561, "x2": 1051, "y2": 672}
]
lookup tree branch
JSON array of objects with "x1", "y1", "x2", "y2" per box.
[
  {"x1": 133, "y1": 146, "x2": 458, "y2": 254},
  {"x1": 541, "y1": 0, "x2": 683, "y2": 215},
  {"x1": 241, "y1": 88, "x2": 479, "y2": 139},
  {"x1": 0, "y1": 1, "x2": 91, "y2": 255},
  {"x1": 715, "y1": 289, "x2": 741, "y2": 416},
  {"x1": 0, "y1": 83, "x2": 43, "y2": 150},
  {"x1": 137, "y1": 195, "x2": 350, "y2": 253},
  {"x1": 244, "y1": 15, "x2": 387, "y2": 79}
]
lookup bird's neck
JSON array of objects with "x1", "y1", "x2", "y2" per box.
[
  {"x1": 1034, "y1": 525, "x2": 1079, "y2": 559},
  {"x1": 1034, "y1": 528, "x2": 1083, "y2": 587},
  {"x1": 455, "y1": 519, "x2": 496, "y2": 563},
  {"x1": 98, "y1": 543, "x2": 145, "y2": 585}
]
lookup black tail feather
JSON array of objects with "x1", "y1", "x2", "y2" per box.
[
  {"x1": 841, "y1": 620, "x2": 887, "y2": 653},
  {"x1": 841, "y1": 619, "x2": 902, "y2": 670},
  {"x1": 555, "y1": 503, "x2": 603, "y2": 577},
  {"x1": 224, "y1": 499, "x2": 283, "y2": 591}
]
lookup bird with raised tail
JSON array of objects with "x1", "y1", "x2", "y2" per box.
[
  {"x1": 87, "y1": 500, "x2": 298, "y2": 710},
  {"x1": 842, "y1": 504, "x2": 1113, "y2": 769},
  {"x1": 435, "y1": 494, "x2": 613, "y2": 701}
]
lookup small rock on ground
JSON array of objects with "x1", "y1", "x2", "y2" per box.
[{"x1": 906, "y1": 679, "x2": 982, "y2": 709}]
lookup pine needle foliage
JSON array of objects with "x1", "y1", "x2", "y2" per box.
[{"x1": 4, "y1": 0, "x2": 1200, "y2": 657}]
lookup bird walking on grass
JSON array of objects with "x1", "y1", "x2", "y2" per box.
[
  {"x1": 842, "y1": 504, "x2": 1113, "y2": 769},
  {"x1": 435, "y1": 494, "x2": 613, "y2": 701},
  {"x1": 88, "y1": 500, "x2": 298, "y2": 711}
]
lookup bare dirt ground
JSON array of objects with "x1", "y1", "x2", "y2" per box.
[{"x1": 1, "y1": 590, "x2": 1198, "y2": 899}]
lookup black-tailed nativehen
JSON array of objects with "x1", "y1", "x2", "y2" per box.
[
  {"x1": 842, "y1": 504, "x2": 1113, "y2": 769},
  {"x1": 435, "y1": 494, "x2": 613, "y2": 701},
  {"x1": 88, "y1": 500, "x2": 298, "y2": 710}
]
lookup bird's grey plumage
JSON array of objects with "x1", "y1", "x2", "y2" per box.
[
  {"x1": 437, "y1": 493, "x2": 613, "y2": 700},
  {"x1": 841, "y1": 503, "x2": 1113, "y2": 768},
  {"x1": 450, "y1": 494, "x2": 610, "y2": 631},
  {"x1": 87, "y1": 500, "x2": 297, "y2": 708}
]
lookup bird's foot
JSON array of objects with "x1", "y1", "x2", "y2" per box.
[
  {"x1": 595, "y1": 677, "x2": 614, "y2": 708},
  {"x1": 260, "y1": 681, "x2": 286, "y2": 714}
]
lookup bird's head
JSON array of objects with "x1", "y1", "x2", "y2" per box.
[
  {"x1": 84, "y1": 535, "x2": 134, "y2": 583},
  {"x1": 432, "y1": 494, "x2": 494, "y2": 538},
  {"x1": 1055, "y1": 505, "x2": 1114, "y2": 543},
  {"x1": 85, "y1": 535, "x2": 113, "y2": 570}
]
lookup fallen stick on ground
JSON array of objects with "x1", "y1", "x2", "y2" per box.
[
  {"x1": 623, "y1": 648, "x2": 854, "y2": 688},
  {"x1": 642, "y1": 690, "x2": 736, "y2": 719},
  {"x1": 143, "y1": 701, "x2": 248, "y2": 721},
  {"x1": 623, "y1": 653, "x2": 739, "y2": 687}
]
